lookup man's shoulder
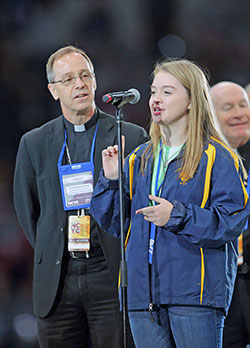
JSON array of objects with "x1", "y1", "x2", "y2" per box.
[
  {"x1": 98, "y1": 108, "x2": 146, "y2": 131},
  {"x1": 238, "y1": 137, "x2": 250, "y2": 159},
  {"x1": 22, "y1": 115, "x2": 63, "y2": 140},
  {"x1": 98, "y1": 108, "x2": 149, "y2": 155},
  {"x1": 122, "y1": 119, "x2": 146, "y2": 132}
]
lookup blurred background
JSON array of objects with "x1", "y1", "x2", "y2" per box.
[{"x1": 0, "y1": 0, "x2": 250, "y2": 346}]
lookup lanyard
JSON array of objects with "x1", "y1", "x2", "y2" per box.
[
  {"x1": 57, "y1": 123, "x2": 98, "y2": 211},
  {"x1": 59, "y1": 123, "x2": 98, "y2": 165},
  {"x1": 149, "y1": 140, "x2": 164, "y2": 264},
  {"x1": 148, "y1": 141, "x2": 183, "y2": 263}
]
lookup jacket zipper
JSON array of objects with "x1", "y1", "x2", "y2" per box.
[
  {"x1": 148, "y1": 263, "x2": 154, "y2": 322},
  {"x1": 148, "y1": 151, "x2": 178, "y2": 322},
  {"x1": 149, "y1": 302, "x2": 154, "y2": 322}
]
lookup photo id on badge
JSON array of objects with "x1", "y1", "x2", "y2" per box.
[{"x1": 68, "y1": 215, "x2": 90, "y2": 251}]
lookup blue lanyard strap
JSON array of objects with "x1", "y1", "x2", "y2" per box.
[
  {"x1": 58, "y1": 130, "x2": 67, "y2": 165},
  {"x1": 58, "y1": 123, "x2": 98, "y2": 166},
  {"x1": 90, "y1": 123, "x2": 98, "y2": 163},
  {"x1": 149, "y1": 140, "x2": 162, "y2": 264}
]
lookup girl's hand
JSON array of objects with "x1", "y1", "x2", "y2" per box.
[
  {"x1": 136, "y1": 194, "x2": 173, "y2": 226},
  {"x1": 102, "y1": 136, "x2": 125, "y2": 180}
]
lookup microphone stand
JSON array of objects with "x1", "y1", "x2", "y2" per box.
[{"x1": 113, "y1": 100, "x2": 128, "y2": 348}]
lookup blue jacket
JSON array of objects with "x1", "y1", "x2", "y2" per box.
[{"x1": 90, "y1": 138, "x2": 250, "y2": 314}]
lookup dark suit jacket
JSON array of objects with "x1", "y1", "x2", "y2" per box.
[
  {"x1": 14, "y1": 109, "x2": 149, "y2": 318},
  {"x1": 238, "y1": 139, "x2": 250, "y2": 274}
]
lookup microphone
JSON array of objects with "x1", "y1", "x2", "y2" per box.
[{"x1": 102, "y1": 88, "x2": 141, "y2": 105}]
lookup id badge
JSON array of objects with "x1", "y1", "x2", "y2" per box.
[
  {"x1": 62, "y1": 168, "x2": 93, "y2": 209},
  {"x1": 68, "y1": 215, "x2": 90, "y2": 251},
  {"x1": 58, "y1": 161, "x2": 94, "y2": 210},
  {"x1": 58, "y1": 125, "x2": 98, "y2": 211}
]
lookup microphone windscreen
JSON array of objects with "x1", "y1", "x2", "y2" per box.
[
  {"x1": 102, "y1": 94, "x2": 112, "y2": 103},
  {"x1": 128, "y1": 88, "x2": 141, "y2": 104}
]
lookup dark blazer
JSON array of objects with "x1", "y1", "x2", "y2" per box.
[
  {"x1": 238, "y1": 139, "x2": 250, "y2": 274},
  {"x1": 13, "y1": 109, "x2": 149, "y2": 318}
]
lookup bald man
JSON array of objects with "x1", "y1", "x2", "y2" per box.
[
  {"x1": 211, "y1": 81, "x2": 250, "y2": 348},
  {"x1": 210, "y1": 81, "x2": 250, "y2": 148}
]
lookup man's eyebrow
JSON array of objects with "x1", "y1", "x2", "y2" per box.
[
  {"x1": 60, "y1": 69, "x2": 90, "y2": 78},
  {"x1": 222, "y1": 99, "x2": 249, "y2": 107}
]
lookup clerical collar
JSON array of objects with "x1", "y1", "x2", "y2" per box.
[
  {"x1": 74, "y1": 124, "x2": 85, "y2": 132},
  {"x1": 63, "y1": 111, "x2": 98, "y2": 133}
]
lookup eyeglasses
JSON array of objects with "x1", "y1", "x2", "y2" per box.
[{"x1": 51, "y1": 72, "x2": 94, "y2": 87}]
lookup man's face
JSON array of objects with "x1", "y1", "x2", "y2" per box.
[
  {"x1": 48, "y1": 52, "x2": 96, "y2": 121},
  {"x1": 211, "y1": 84, "x2": 250, "y2": 148}
]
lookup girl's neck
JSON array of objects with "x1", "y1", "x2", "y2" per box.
[{"x1": 160, "y1": 125, "x2": 186, "y2": 147}]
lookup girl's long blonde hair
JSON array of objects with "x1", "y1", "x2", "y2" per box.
[{"x1": 141, "y1": 58, "x2": 231, "y2": 181}]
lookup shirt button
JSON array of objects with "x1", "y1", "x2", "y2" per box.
[{"x1": 56, "y1": 259, "x2": 61, "y2": 265}]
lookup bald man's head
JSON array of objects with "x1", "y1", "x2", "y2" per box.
[{"x1": 210, "y1": 81, "x2": 250, "y2": 148}]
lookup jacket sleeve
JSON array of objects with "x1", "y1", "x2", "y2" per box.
[
  {"x1": 90, "y1": 162, "x2": 131, "y2": 238},
  {"x1": 165, "y1": 148, "x2": 250, "y2": 248},
  {"x1": 13, "y1": 134, "x2": 40, "y2": 249}
]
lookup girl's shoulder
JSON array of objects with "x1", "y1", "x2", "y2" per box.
[{"x1": 205, "y1": 137, "x2": 239, "y2": 167}]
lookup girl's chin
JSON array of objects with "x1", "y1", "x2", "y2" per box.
[{"x1": 152, "y1": 116, "x2": 162, "y2": 124}]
